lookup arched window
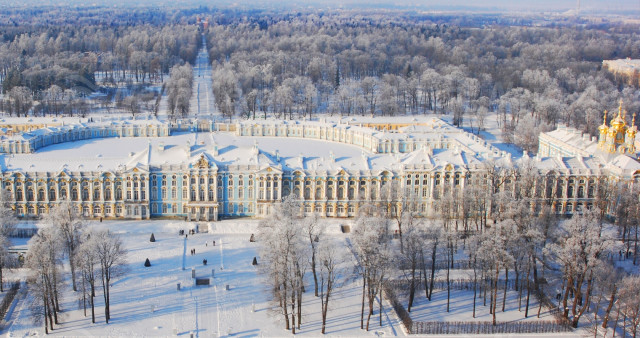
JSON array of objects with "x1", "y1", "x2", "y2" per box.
[
  {"x1": 304, "y1": 187, "x2": 311, "y2": 200},
  {"x1": 116, "y1": 188, "x2": 122, "y2": 200},
  {"x1": 49, "y1": 189, "x2": 56, "y2": 201},
  {"x1": 172, "y1": 187, "x2": 177, "y2": 199},
  {"x1": 577, "y1": 186, "x2": 584, "y2": 199},
  {"x1": 93, "y1": 189, "x2": 100, "y2": 200},
  {"x1": 72, "y1": 189, "x2": 79, "y2": 201},
  {"x1": 567, "y1": 186, "x2": 574, "y2": 199},
  {"x1": 326, "y1": 188, "x2": 333, "y2": 200},
  {"x1": 60, "y1": 188, "x2": 67, "y2": 200},
  {"x1": 105, "y1": 188, "x2": 112, "y2": 200},
  {"x1": 82, "y1": 189, "x2": 89, "y2": 201},
  {"x1": 38, "y1": 189, "x2": 45, "y2": 201},
  {"x1": 16, "y1": 188, "x2": 23, "y2": 201},
  {"x1": 27, "y1": 189, "x2": 34, "y2": 201},
  {"x1": 316, "y1": 188, "x2": 323, "y2": 200}
]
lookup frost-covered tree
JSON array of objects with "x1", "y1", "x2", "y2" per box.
[
  {"x1": 618, "y1": 275, "x2": 640, "y2": 338},
  {"x1": 0, "y1": 189, "x2": 17, "y2": 292},
  {"x1": 317, "y1": 240, "x2": 340, "y2": 334},
  {"x1": 477, "y1": 220, "x2": 514, "y2": 325},
  {"x1": 26, "y1": 227, "x2": 64, "y2": 333},
  {"x1": 550, "y1": 209, "x2": 616, "y2": 328},
  {"x1": 352, "y1": 211, "x2": 391, "y2": 331},
  {"x1": 75, "y1": 232, "x2": 99, "y2": 323},
  {"x1": 41, "y1": 200, "x2": 84, "y2": 292},
  {"x1": 257, "y1": 195, "x2": 307, "y2": 333},
  {"x1": 94, "y1": 230, "x2": 127, "y2": 324}
]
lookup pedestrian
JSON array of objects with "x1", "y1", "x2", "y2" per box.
[
  {"x1": 206, "y1": 241, "x2": 208, "y2": 247},
  {"x1": 213, "y1": 240, "x2": 216, "y2": 246}
]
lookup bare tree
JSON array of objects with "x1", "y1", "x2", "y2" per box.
[
  {"x1": 26, "y1": 227, "x2": 64, "y2": 333},
  {"x1": 550, "y1": 209, "x2": 615, "y2": 328},
  {"x1": 75, "y1": 232, "x2": 99, "y2": 323},
  {"x1": 618, "y1": 275, "x2": 640, "y2": 338},
  {"x1": 257, "y1": 195, "x2": 307, "y2": 333},
  {"x1": 317, "y1": 240, "x2": 340, "y2": 334},
  {"x1": 41, "y1": 200, "x2": 84, "y2": 292},
  {"x1": 0, "y1": 189, "x2": 17, "y2": 292},
  {"x1": 94, "y1": 230, "x2": 128, "y2": 324},
  {"x1": 304, "y1": 213, "x2": 325, "y2": 297},
  {"x1": 352, "y1": 212, "x2": 391, "y2": 331}
]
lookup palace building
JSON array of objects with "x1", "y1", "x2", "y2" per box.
[{"x1": 1, "y1": 109, "x2": 639, "y2": 221}]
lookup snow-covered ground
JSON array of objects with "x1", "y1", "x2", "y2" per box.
[
  {"x1": 2, "y1": 219, "x2": 408, "y2": 337},
  {"x1": 1, "y1": 217, "x2": 590, "y2": 337}
]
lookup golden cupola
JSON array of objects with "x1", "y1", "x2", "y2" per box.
[
  {"x1": 598, "y1": 100, "x2": 637, "y2": 155},
  {"x1": 626, "y1": 113, "x2": 637, "y2": 153},
  {"x1": 598, "y1": 110, "x2": 609, "y2": 147},
  {"x1": 610, "y1": 100, "x2": 628, "y2": 144}
]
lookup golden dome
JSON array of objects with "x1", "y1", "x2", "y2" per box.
[{"x1": 610, "y1": 100, "x2": 627, "y2": 133}]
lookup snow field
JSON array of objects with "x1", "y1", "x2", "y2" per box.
[{"x1": 2, "y1": 219, "x2": 406, "y2": 337}]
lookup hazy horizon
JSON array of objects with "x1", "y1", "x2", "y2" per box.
[{"x1": 1, "y1": 0, "x2": 639, "y2": 14}]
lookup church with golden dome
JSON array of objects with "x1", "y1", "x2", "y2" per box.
[{"x1": 598, "y1": 100, "x2": 637, "y2": 155}]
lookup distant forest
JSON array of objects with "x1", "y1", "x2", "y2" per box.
[{"x1": 1, "y1": 6, "x2": 640, "y2": 153}]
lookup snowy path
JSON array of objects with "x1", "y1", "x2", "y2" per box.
[{"x1": 191, "y1": 35, "x2": 215, "y2": 120}]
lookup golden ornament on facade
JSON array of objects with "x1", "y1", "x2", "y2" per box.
[{"x1": 196, "y1": 155, "x2": 210, "y2": 169}]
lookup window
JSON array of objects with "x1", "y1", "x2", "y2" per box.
[
  {"x1": 38, "y1": 189, "x2": 45, "y2": 201},
  {"x1": 228, "y1": 188, "x2": 233, "y2": 199},
  {"x1": 248, "y1": 188, "x2": 254, "y2": 199},
  {"x1": 209, "y1": 190, "x2": 214, "y2": 201},
  {"x1": 27, "y1": 189, "x2": 34, "y2": 201},
  {"x1": 72, "y1": 189, "x2": 78, "y2": 201},
  {"x1": 94, "y1": 206, "x2": 101, "y2": 215},
  {"x1": 94, "y1": 189, "x2": 100, "y2": 200},
  {"x1": 105, "y1": 205, "x2": 112, "y2": 215},
  {"x1": 172, "y1": 188, "x2": 177, "y2": 199},
  {"x1": 199, "y1": 190, "x2": 205, "y2": 201},
  {"x1": 127, "y1": 191, "x2": 132, "y2": 200},
  {"x1": 82, "y1": 189, "x2": 89, "y2": 201},
  {"x1": 152, "y1": 187, "x2": 157, "y2": 200},
  {"x1": 116, "y1": 205, "x2": 122, "y2": 214},
  {"x1": 116, "y1": 189, "x2": 122, "y2": 200},
  {"x1": 162, "y1": 188, "x2": 167, "y2": 199},
  {"x1": 162, "y1": 204, "x2": 168, "y2": 213},
  {"x1": 49, "y1": 189, "x2": 56, "y2": 201},
  {"x1": 183, "y1": 188, "x2": 188, "y2": 199}
]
